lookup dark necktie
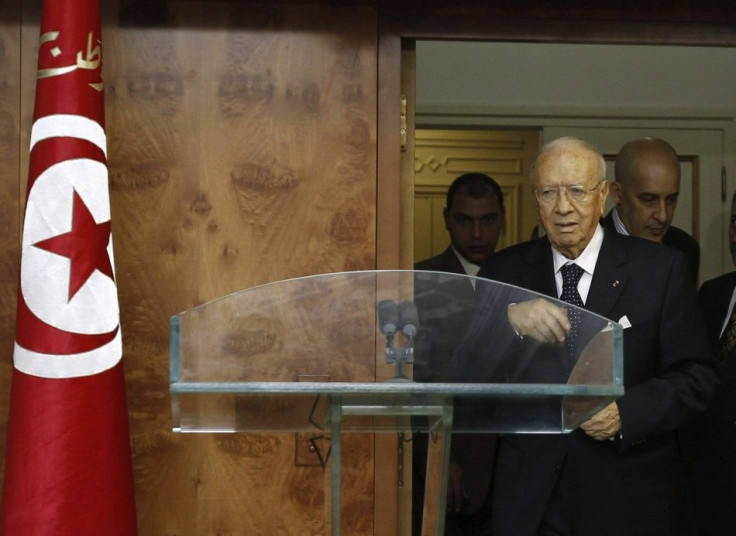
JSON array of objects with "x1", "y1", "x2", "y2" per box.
[
  {"x1": 560, "y1": 263, "x2": 585, "y2": 364},
  {"x1": 717, "y1": 306, "x2": 736, "y2": 364}
]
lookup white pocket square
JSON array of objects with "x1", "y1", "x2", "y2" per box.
[{"x1": 618, "y1": 315, "x2": 632, "y2": 329}]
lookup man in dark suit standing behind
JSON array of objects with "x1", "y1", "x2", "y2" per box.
[
  {"x1": 413, "y1": 173, "x2": 505, "y2": 535},
  {"x1": 475, "y1": 136, "x2": 716, "y2": 535},
  {"x1": 601, "y1": 137, "x2": 700, "y2": 284},
  {"x1": 415, "y1": 172, "x2": 505, "y2": 276},
  {"x1": 690, "y1": 191, "x2": 736, "y2": 535}
]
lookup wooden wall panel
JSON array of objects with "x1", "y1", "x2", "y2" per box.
[
  {"x1": 0, "y1": 0, "x2": 21, "y2": 489},
  {"x1": 102, "y1": 1, "x2": 377, "y2": 534}
]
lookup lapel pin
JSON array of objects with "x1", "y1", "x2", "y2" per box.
[{"x1": 612, "y1": 280, "x2": 620, "y2": 288}]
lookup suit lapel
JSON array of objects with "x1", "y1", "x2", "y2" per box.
[
  {"x1": 440, "y1": 246, "x2": 466, "y2": 275},
  {"x1": 438, "y1": 247, "x2": 478, "y2": 294},
  {"x1": 586, "y1": 229, "x2": 628, "y2": 319},
  {"x1": 521, "y1": 233, "x2": 627, "y2": 315},
  {"x1": 524, "y1": 238, "x2": 558, "y2": 296},
  {"x1": 705, "y1": 274, "x2": 736, "y2": 342},
  {"x1": 717, "y1": 274, "x2": 736, "y2": 319}
]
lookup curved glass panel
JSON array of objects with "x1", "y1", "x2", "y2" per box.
[{"x1": 170, "y1": 270, "x2": 623, "y2": 433}]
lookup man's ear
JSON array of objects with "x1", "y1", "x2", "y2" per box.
[
  {"x1": 609, "y1": 181, "x2": 623, "y2": 204},
  {"x1": 443, "y1": 207, "x2": 449, "y2": 230}
]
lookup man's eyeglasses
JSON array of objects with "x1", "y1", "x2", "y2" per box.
[{"x1": 534, "y1": 181, "x2": 604, "y2": 205}]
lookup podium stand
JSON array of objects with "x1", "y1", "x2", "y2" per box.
[{"x1": 170, "y1": 270, "x2": 623, "y2": 535}]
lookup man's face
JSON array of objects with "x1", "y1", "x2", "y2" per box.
[
  {"x1": 534, "y1": 146, "x2": 608, "y2": 259},
  {"x1": 729, "y1": 201, "x2": 736, "y2": 266},
  {"x1": 444, "y1": 193, "x2": 505, "y2": 264},
  {"x1": 610, "y1": 153, "x2": 680, "y2": 242}
]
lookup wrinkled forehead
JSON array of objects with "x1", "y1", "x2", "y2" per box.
[{"x1": 534, "y1": 147, "x2": 602, "y2": 186}]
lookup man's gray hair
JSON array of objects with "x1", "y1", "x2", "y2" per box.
[{"x1": 530, "y1": 136, "x2": 607, "y2": 184}]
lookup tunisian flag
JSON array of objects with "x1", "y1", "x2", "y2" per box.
[{"x1": 2, "y1": 0, "x2": 138, "y2": 534}]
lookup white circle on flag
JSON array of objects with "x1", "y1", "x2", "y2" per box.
[{"x1": 21, "y1": 158, "x2": 120, "y2": 335}]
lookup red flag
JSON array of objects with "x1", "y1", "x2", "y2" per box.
[{"x1": 2, "y1": 0, "x2": 138, "y2": 534}]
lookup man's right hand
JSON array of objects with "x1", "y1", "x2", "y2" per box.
[{"x1": 507, "y1": 298, "x2": 571, "y2": 344}]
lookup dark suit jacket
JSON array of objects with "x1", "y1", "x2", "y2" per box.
[
  {"x1": 414, "y1": 248, "x2": 476, "y2": 381},
  {"x1": 415, "y1": 245, "x2": 467, "y2": 275},
  {"x1": 413, "y1": 247, "x2": 496, "y2": 534},
  {"x1": 472, "y1": 228, "x2": 716, "y2": 536},
  {"x1": 699, "y1": 272, "x2": 736, "y2": 343},
  {"x1": 601, "y1": 210, "x2": 700, "y2": 285},
  {"x1": 690, "y1": 272, "x2": 736, "y2": 535},
  {"x1": 414, "y1": 247, "x2": 476, "y2": 380}
]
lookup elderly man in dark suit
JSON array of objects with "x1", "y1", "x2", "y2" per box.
[
  {"x1": 601, "y1": 136, "x2": 700, "y2": 284},
  {"x1": 413, "y1": 173, "x2": 505, "y2": 535},
  {"x1": 689, "y1": 191, "x2": 736, "y2": 535},
  {"x1": 458, "y1": 136, "x2": 716, "y2": 536}
]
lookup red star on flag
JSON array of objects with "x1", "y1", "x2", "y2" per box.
[{"x1": 34, "y1": 189, "x2": 114, "y2": 301}]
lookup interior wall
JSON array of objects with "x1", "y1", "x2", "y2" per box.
[
  {"x1": 416, "y1": 41, "x2": 736, "y2": 114},
  {"x1": 3, "y1": 1, "x2": 379, "y2": 534},
  {"x1": 0, "y1": 0, "x2": 21, "y2": 497},
  {"x1": 110, "y1": 3, "x2": 379, "y2": 534}
]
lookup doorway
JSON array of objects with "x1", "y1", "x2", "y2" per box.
[
  {"x1": 411, "y1": 41, "x2": 736, "y2": 282},
  {"x1": 413, "y1": 128, "x2": 539, "y2": 264},
  {"x1": 375, "y1": 19, "x2": 736, "y2": 534}
]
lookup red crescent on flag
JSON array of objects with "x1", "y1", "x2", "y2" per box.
[
  {"x1": 14, "y1": 293, "x2": 118, "y2": 354},
  {"x1": 28, "y1": 135, "x2": 106, "y2": 184}
]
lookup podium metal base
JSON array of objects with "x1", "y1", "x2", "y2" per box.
[{"x1": 328, "y1": 396, "x2": 453, "y2": 536}]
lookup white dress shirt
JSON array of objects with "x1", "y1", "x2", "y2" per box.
[{"x1": 551, "y1": 224, "x2": 605, "y2": 304}]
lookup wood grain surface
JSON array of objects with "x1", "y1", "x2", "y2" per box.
[
  {"x1": 3, "y1": 1, "x2": 378, "y2": 535},
  {"x1": 0, "y1": 0, "x2": 21, "y2": 494},
  {"x1": 105, "y1": 3, "x2": 377, "y2": 534}
]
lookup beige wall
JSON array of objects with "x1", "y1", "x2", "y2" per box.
[{"x1": 417, "y1": 41, "x2": 736, "y2": 114}]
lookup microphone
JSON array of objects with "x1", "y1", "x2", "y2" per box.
[
  {"x1": 377, "y1": 300, "x2": 419, "y2": 381},
  {"x1": 377, "y1": 300, "x2": 399, "y2": 336},
  {"x1": 398, "y1": 300, "x2": 419, "y2": 338},
  {"x1": 397, "y1": 300, "x2": 419, "y2": 366},
  {"x1": 378, "y1": 300, "x2": 399, "y2": 363}
]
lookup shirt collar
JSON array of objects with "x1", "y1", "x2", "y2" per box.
[
  {"x1": 611, "y1": 208, "x2": 630, "y2": 236},
  {"x1": 552, "y1": 223, "x2": 604, "y2": 276},
  {"x1": 452, "y1": 245, "x2": 480, "y2": 276}
]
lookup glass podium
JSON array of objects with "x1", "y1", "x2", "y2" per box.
[{"x1": 169, "y1": 270, "x2": 623, "y2": 535}]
